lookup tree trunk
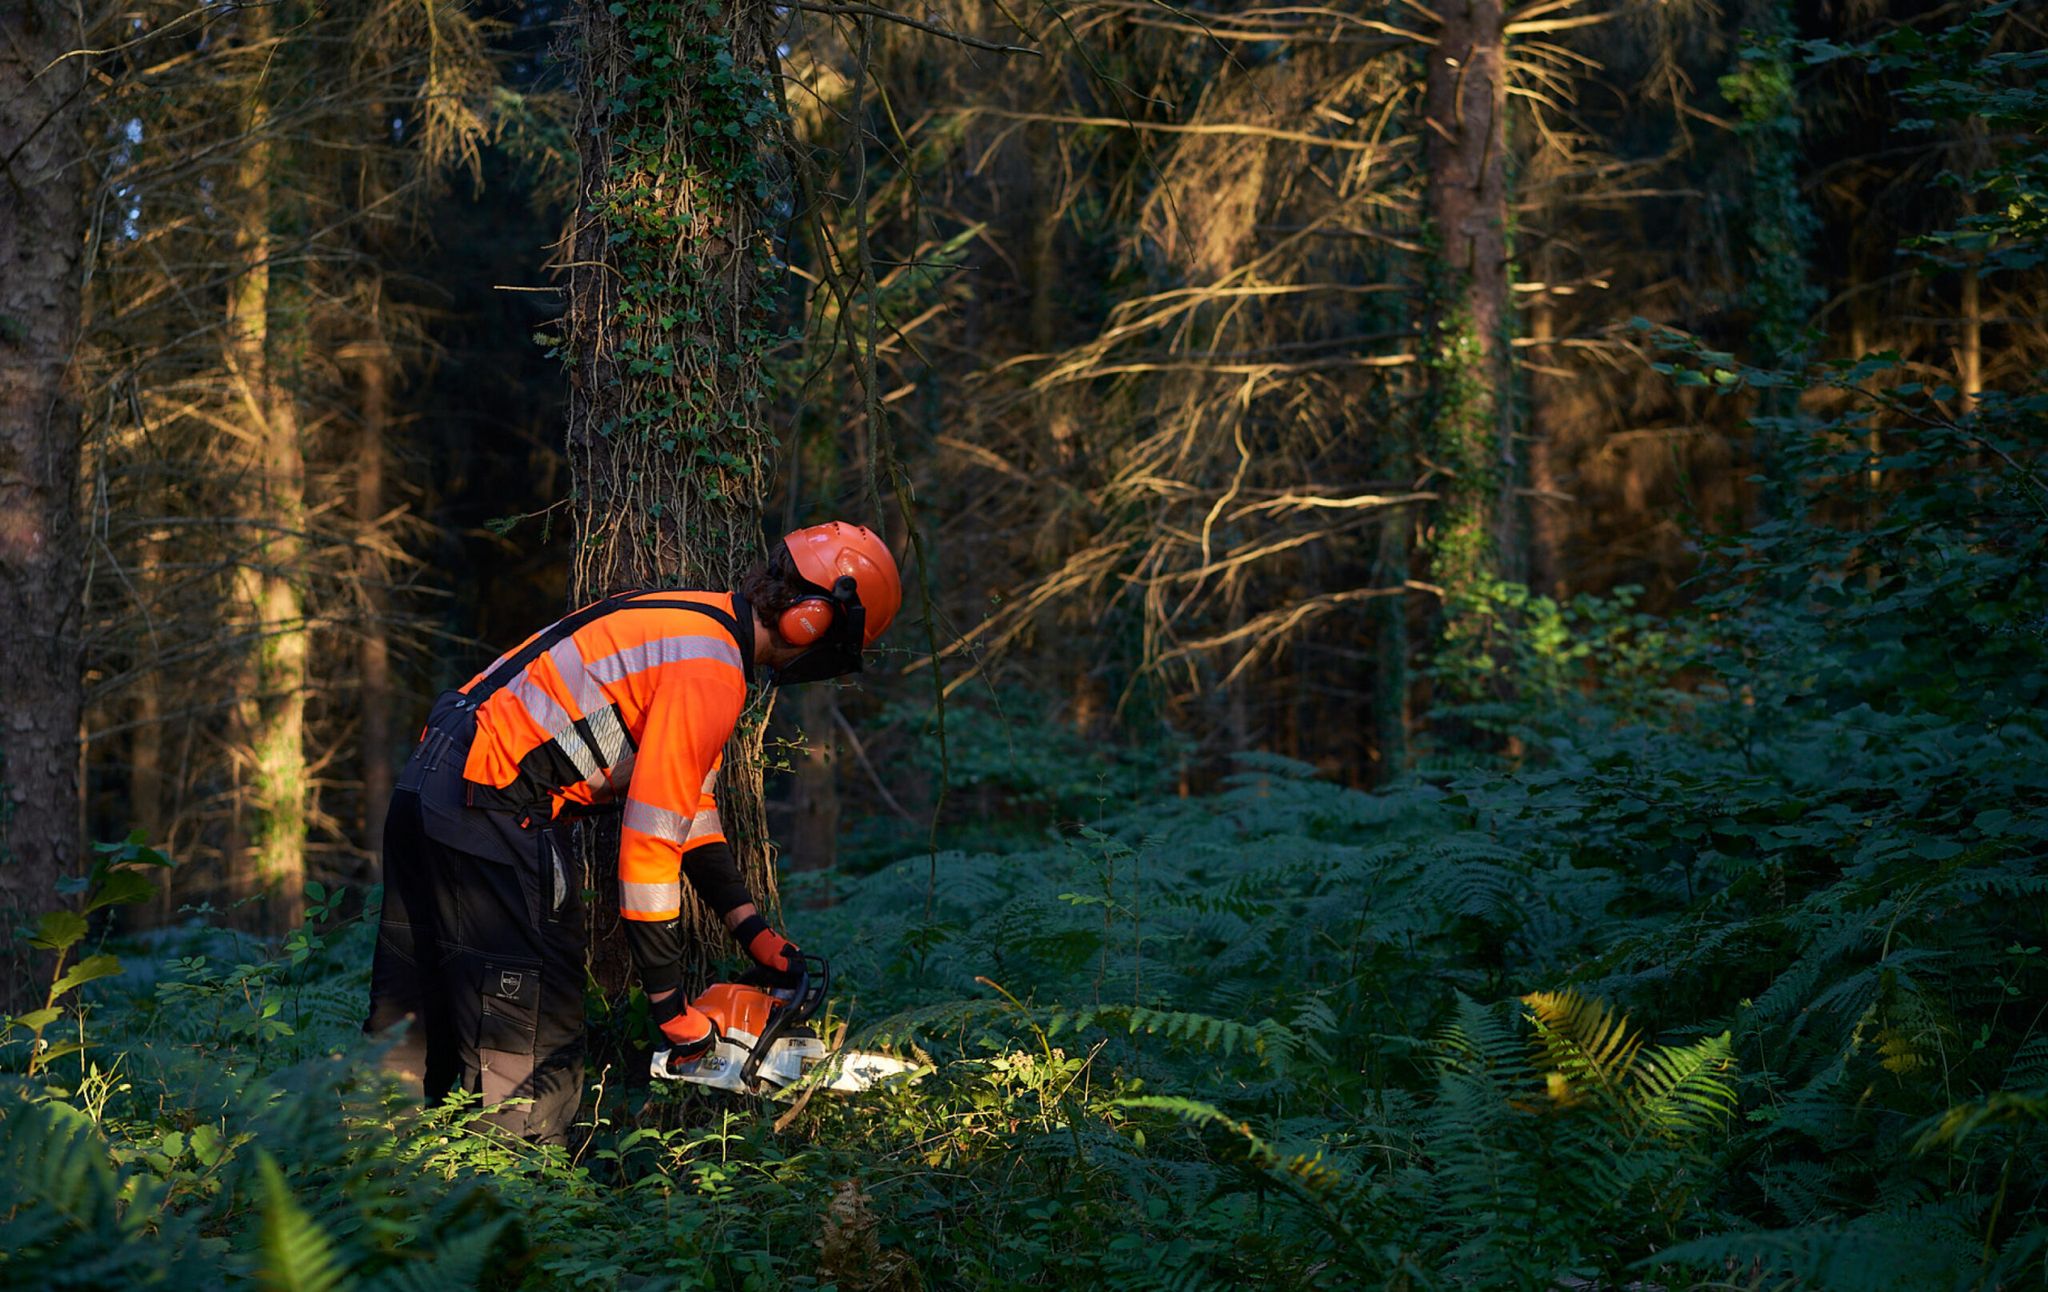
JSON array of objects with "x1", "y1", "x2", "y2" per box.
[
  {"x1": 223, "y1": 1, "x2": 306, "y2": 930},
  {"x1": 1728, "y1": 0, "x2": 1816, "y2": 515},
  {"x1": 789, "y1": 684, "x2": 839, "y2": 879},
  {"x1": 1372, "y1": 517, "x2": 1412, "y2": 781},
  {"x1": 356, "y1": 340, "x2": 394, "y2": 856},
  {"x1": 0, "y1": 0, "x2": 90, "y2": 1004},
  {"x1": 1959, "y1": 263, "x2": 1981, "y2": 416},
  {"x1": 1421, "y1": 0, "x2": 1517, "y2": 605},
  {"x1": 131, "y1": 534, "x2": 166, "y2": 846},
  {"x1": 566, "y1": 0, "x2": 790, "y2": 991}
]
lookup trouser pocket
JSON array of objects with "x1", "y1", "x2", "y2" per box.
[{"x1": 475, "y1": 958, "x2": 542, "y2": 1108}]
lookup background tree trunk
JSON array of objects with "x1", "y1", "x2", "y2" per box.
[
  {"x1": 130, "y1": 534, "x2": 166, "y2": 848},
  {"x1": 356, "y1": 339, "x2": 394, "y2": 856},
  {"x1": 0, "y1": 0, "x2": 90, "y2": 1003},
  {"x1": 222, "y1": 1, "x2": 307, "y2": 931},
  {"x1": 1728, "y1": 0, "x2": 1818, "y2": 515},
  {"x1": 566, "y1": 0, "x2": 790, "y2": 991},
  {"x1": 789, "y1": 684, "x2": 839, "y2": 879}
]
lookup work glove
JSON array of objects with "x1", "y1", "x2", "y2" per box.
[
  {"x1": 733, "y1": 913, "x2": 801, "y2": 983},
  {"x1": 652, "y1": 995, "x2": 719, "y2": 1061}
]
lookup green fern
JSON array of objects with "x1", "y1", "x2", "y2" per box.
[
  {"x1": 257, "y1": 1151, "x2": 351, "y2": 1292},
  {"x1": 1632, "y1": 1032, "x2": 1739, "y2": 1138},
  {"x1": 1523, "y1": 989, "x2": 1645, "y2": 1110}
]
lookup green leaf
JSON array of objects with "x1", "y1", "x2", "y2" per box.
[
  {"x1": 37, "y1": 1041, "x2": 85, "y2": 1065},
  {"x1": 85, "y1": 869, "x2": 159, "y2": 913},
  {"x1": 50, "y1": 954, "x2": 123, "y2": 999},
  {"x1": 11, "y1": 1006, "x2": 63, "y2": 1030},
  {"x1": 29, "y1": 909, "x2": 90, "y2": 952},
  {"x1": 1975, "y1": 808, "x2": 2015, "y2": 833},
  {"x1": 190, "y1": 1124, "x2": 225, "y2": 1167}
]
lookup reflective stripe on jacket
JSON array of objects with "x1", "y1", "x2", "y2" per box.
[{"x1": 458, "y1": 590, "x2": 750, "y2": 922}]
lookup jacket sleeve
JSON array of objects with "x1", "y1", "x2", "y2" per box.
[
  {"x1": 677, "y1": 753, "x2": 756, "y2": 915},
  {"x1": 617, "y1": 668, "x2": 742, "y2": 994}
]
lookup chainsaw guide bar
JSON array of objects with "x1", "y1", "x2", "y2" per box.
[{"x1": 649, "y1": 953, "x2": 921, "y2": 1098}]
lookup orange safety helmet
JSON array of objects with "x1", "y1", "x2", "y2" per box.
[{"x1": 782, "y1": 522, "x2": 901, "y2": 646}]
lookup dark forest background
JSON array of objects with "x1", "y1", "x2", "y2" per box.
[
  {"x1": 25, "y1": 0, "x2": 2042, "y2": 913},
  {"x1": 3, "y1": 1, "x2": 2045, "y2": 1287}
]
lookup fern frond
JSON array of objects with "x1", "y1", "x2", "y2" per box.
[
  {"x1": 1909, "y1": 1088, "x2": 2048, "y2": 1154},
  {"x1": 1631, "y1": 1032, "x2": 1738, "y2": 1139},
  {"x1": 1434, "y1": 994, "x2": 1526, "y2": 1078},
  {"x1": 1522, "y1": 989, "x2": 1643, "y2": 1108},
  {"x1": 360, "y1": 1216, "x2": 510, "y2": 1292},
  {"x1": 1046, "y1": 1004, "x2": 1291, "y2": 1066},
  {"x1": 257, "y1": 1151, "x2": 351, "y2": 1292},
  {"x1": 2002, "y1": 1033, "x2": 2048, "y2": 1089},
  {"x1": 1649, "y1": 1203, "x2": 1982, "y2": 1292},
  {"x1": 1110, "y1": 1095, "x2": 1349, "y2": 1198}
]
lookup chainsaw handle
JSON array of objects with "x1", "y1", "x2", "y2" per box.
[
  {"x1": 790, "y1": 951, "x2": 829, "y2": 1024},
  {"x1": 739, "y1": 953, "x2": 829, "y2": 1090}
]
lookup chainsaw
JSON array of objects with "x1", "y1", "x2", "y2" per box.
[{"x1": 649, "y1": 952, "x2": 919, "y2": 1097}]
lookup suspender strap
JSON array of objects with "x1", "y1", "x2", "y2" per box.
[{"x1": 457, "y1": 594, "x2": 746, "y2": 711}]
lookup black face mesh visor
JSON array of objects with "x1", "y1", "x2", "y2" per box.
[{"x1": 766, "y1": 578, "x2": 867, "y2": 687}]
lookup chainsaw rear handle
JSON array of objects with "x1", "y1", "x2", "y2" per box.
[{"x1": 740, "y1": 952, "x2": 829, "y2": 1089}]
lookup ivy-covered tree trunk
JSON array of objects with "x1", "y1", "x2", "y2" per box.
[
  {"x1": 1723, "y1": 0, "x2": 1818, "y2": 515},
  {"x1": 0, "y1": 0, "x2": 89, "y2": 1004},
  {"x1": 566, "y1": 0, "x2": 789, "y2": 990},
  {"x1": 1417, "y1": 0, "x2": 1517, "y2": 725},
  {"x1": 1421, "y1": 0, "x2": 1517, "y2": 600}
]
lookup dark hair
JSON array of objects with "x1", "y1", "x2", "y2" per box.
[{"x1": 738, "y1": 542, "x2": 823, "y2": 628}]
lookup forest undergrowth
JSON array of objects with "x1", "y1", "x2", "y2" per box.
[{"x1": 5, "y1": 341, "x2": 2046, "y2": 1290}]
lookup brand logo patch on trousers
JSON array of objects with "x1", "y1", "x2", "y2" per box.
[{"x1": 499, "y1": 970, "x2": 525, "y2": 998}]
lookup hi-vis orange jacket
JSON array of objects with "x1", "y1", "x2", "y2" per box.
[{"x1": 454, "y1": 590, "x2": 751, "y2": 925}]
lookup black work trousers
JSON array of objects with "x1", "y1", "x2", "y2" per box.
[{"x1": 364, "y1": 694, "x2": 587, "y2": 1144}]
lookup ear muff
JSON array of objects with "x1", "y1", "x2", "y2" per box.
[{"x1": 778, "y1": 597, "x2": 835, "y2": 647}]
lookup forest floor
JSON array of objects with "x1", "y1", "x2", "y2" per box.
[{"x1": 6, "y1": 686, "x2": 2045, "y2": 1290}]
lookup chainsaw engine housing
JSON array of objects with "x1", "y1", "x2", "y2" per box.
[{"x1": 649, "y1": 955, "x2": 919, "y2": 1096}]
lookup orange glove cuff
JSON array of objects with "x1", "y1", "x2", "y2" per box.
[
  {"x1": 734, "y1": 914, "x2": 793, "y2": 971},
  {"x1": 748, "y1": 926, "x2": 791, "y2": 969}
]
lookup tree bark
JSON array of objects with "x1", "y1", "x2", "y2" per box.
[
  {"x1": 0, "y1": 0, "x2": 90, "y2": 1003},
  {"x1": 789, "y1": 684, "x2": 839, "y2": 879},
  {"x1": 1959, "y1": 263, "x2": 1981, "y2": 416},
  {"x1": 356, "y1": 340, "x2": 394, "y2": 855},
  {"x1": 1728, "y1": 0, "x2": 1816, "y2": 516},
  {"x1": 1421, "y1": 0, "x2": 1517, "y2": 599},
  {"x1": 566, "y1": 0, "x2": 790, "y2": 991},
  {"x1": 130, "y1": 535, "x2": 166, "y2": 846},
  {"x1": 223, "y1": 1, "x2": 307, "y2": 930}
]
